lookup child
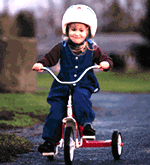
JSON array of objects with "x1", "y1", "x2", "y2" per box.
[{"x1": 32, "y1": 4, "x2": 113, "y2": 154}]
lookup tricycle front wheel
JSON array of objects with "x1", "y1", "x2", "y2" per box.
[{"x1": 64, "y1": 127, "x2": 75, "y2": 165}]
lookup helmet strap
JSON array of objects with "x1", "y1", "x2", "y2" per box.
[
  {"x1": 68, "y1": 38, "x2": 88, "y2": 55},
  {"x1": 68, "y1": 38, "x2": 86, "y2": 46}
]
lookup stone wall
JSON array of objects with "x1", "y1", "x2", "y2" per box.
[{"x1": 0, "y1": 12, "x2": 37, "y2": 93}]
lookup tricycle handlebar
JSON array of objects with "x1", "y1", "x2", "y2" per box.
[{"x1": 42, "y1": 65, "x2": 99, "y2": 85}]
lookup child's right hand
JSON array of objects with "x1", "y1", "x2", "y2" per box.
[{"x1": 32, "y1": 63, "x2": 44, "y2": 72}]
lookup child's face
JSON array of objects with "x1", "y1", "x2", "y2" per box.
[{"x1": 68, "y1": 23, "x2": 89, "y2": 44}]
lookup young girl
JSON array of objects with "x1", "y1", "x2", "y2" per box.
[{"x1": 32, "y1": 4, "x2": 113, "y2": 154}]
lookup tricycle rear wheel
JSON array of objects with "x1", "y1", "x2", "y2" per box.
[{"x1": 112, "y1": 131, "x2": 123, "y2": 160}]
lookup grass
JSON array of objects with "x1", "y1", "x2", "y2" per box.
[
  {"x1": 95, "y1": 70, "x2": 150, "y2": 93},
  {"x1": 0, "y1": 93, "x2": 50, "y2": 128},
  {"x1": 37, "y1": 70, "x2": 150, "y2": 93},
  {"x1": 0, "y1": 70, "x2": 150, "y2": 129}
]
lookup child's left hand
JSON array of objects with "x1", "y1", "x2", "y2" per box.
[{"x1": 98, "y1": 61, "x2": 110, "y2": 71}]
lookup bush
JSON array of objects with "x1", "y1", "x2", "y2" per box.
[
  {"x1": 16, "y1": 11, "x2": 36, "y2": 37},
  {"x1": 129, "y1": 44, "x2": 150, "y2": 70},
  {"x1": 140, "y1": 0, "x2": 150, "y2": 41},
  {"x1": 0, "y1": 133, "x2": 33, "y2": 163},
  {"x1": 109, "y1": 53, "x2": 126, "y2": 71}
]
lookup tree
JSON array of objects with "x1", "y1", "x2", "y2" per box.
[
  {"x1": 101, "y1": 0, "x2": 137, "y2": 32},
  {"x1": 129, "y1": 0, "x2": 150, "y2": 70},
  {"x1": 140, "y1": 0, "x2": 150, "y2": 41}
]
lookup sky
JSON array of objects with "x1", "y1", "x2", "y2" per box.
[
  {"x1": 0, "y1": 0, "x2": 145, "y2": 19},
  {"x1": 0, "y1": 0, "x2": 62, "y2": 15},
  {"x1": 9, "y1": 0, "x2": 49, "y2": 11},
  {"x1": 0, "y1": 0, "x2": 4, "y2": 12}
]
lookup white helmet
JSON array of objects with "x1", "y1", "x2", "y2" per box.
[{"x1": 62, "y1": 4, "x2": 97, "y2": 38}]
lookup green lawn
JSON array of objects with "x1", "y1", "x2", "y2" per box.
[
  {"x1": 0, "y1": 70, "x2": 150, "y2": 128},
  {"x1": 96, "y1": 70, "x2": 150, "y2": 93}
]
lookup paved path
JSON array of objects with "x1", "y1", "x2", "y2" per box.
[{"x1": 1, "y1": 92, "x2": 150, "y2": 165}]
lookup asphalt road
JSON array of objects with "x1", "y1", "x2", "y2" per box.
[{"x1": 1, "y1": 92, "x2": 150, "y2": 165}]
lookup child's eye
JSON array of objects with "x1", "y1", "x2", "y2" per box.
[
  {"x1": 71, "y1": 28, "x2": 76, "y2": 31},
  {"x1": 80, "y1": 30, "x2": 84, "y2": 32}
]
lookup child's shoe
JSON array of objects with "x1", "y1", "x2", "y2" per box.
[
  {"x1": 38, "y1": 141, "x2": 56, "y2": 154},
  {"x1": 83, "y1": 124, "x2": 95, "y2": 136}
]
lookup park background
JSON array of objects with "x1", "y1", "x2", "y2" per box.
[
  {"x1": 0, "y1": 0, "x2": 150, "y2": 162},
  {"x1": 0, "y1": 0, "x2": 150, "y2": 93}
]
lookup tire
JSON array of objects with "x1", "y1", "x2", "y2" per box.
[
  {"x1": 47, "y1": 155, "x2": 54, "y2": 161},
  {"x1": 111, "y1": 131, "x2": 123, "y2": 160},
  {"x1": 64, "y1": 127, "x2": 75, "y2": 165}
]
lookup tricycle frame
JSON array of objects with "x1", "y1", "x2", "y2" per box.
[{"x1": 42, "y1": 66, "x2": 123, "y2": 164}]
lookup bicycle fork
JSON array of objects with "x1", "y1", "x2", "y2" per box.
[{"x1": 58, "y1": 87, "x2": 80, "y2": 148}]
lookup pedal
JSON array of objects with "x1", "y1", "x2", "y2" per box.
[
  {"x1": 42, "y1": 152, "x2": 55, "y2": 156},
  {"x1": 82, "y1": 136, "x2": 95, "y2": 140}
]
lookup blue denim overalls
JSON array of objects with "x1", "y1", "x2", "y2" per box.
[{"x1": 42, "y1": 39, "x2": 100, "y2": 145}]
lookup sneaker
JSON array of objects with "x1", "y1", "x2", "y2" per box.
[
  {"x1": 38, "y1": 141, "x2": 55, "y2": 154},
  {"x1": 83, "y1": 124, "x2": 95, "y2": 136}
]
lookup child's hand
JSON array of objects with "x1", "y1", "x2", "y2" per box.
[
  {"x1": 32, "y1": 63, "x2": 44, "y2": 72},
  {"x1": 98, "y1": 61, "x2": 110, "y2": 71}
]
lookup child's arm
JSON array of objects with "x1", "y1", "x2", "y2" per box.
[
  {"x1": 93, "y1": 45, "x2": 113, "y2": 71},
  {"x1": 32, "y1": 43, "x2": 62, "y2": 72}
]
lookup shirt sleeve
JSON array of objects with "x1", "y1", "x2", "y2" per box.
[
  {"x1": 92, "y1": 45, "x2": 113, "y2": 71},
  {"x1": 37, "y1": 43, "x2": 62, "y2": 67}
]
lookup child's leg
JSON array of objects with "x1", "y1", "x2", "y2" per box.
[
  {"x1": 72, "y1": 87, "x2": 95, "y2": 126},
  {"x1": 42, "y1": 97, "x2": 68, "y2": 145}
]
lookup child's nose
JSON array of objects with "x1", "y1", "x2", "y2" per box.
[{"x1": 75, "y1": 31, "x2": 80, "y2": 36}]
